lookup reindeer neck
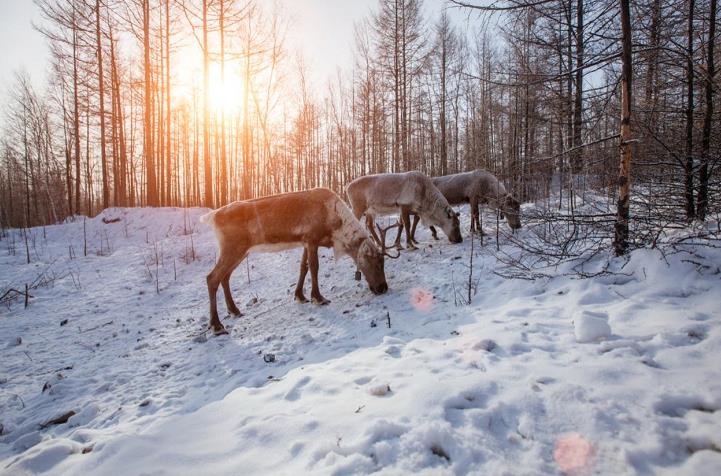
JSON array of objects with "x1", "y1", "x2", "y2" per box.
[
  {"x1": 422, "y1": 183, "x2": 449, "y2": 219},
  {"x1": 329, "y1": 198, "x2": 370, "y2": 258}
]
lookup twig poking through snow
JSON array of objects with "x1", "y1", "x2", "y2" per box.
[
  {"x1": 40, "y1": 410, "x2": 76, "y2": 429},
  {"x1": 80, "y1": 321, "x2": 114, "y2": 334}
]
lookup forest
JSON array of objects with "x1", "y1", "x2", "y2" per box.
[
  {"x1": 0, "y1": 0, "x2": 718, "y2": 257},
  {"x1": 2, "y1": 2, "x2": 721, "y2": 473}
]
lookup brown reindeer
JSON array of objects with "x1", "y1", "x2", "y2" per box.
[
  {"x1": 346, "y1": 171, "x2": 462, "y2": 251},
  {"x1": 396, "y1": 170, "x2": 522, "y2": 246},
  {"x1": 201, "y1": 188, "x2": 394, "y2": 335}
]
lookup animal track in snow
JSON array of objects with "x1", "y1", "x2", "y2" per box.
[
  {"x1": 654, "y1": 395, "x2": 719, "y2": 418},
  {"x1": 443, "y1": 384, "x2": 497, "y2": 427},
  {"x1": 656, "y1": 324, "x2": 709, "y2": 348},
  {"x1": 354, "y1": 376, "x2": 373, "y2": 385},
  {"x1": 284, "y1": 375, "x2": 312, "y2": 401}
]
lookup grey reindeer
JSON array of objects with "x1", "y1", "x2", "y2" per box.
[
  {"x1": 346, "y1": 171, "x2": 463, "y2": 251},
  {"x1": 395, "y1": 170, "x2": 522, "y2": 247}
]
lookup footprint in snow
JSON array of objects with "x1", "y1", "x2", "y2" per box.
[
  {"x1": 354, "y1": 376, "x2": 372, "y2": 385},
  {"x1": 442, "y1": 384, "x2": 497, "y2": 427},
  {"x1": 284, "y1": 375, "x2": 312, "y2": 401},
  {"x1": 659, "y1": 324, "x2": 709, "y2": 347},
  {"x1": 654, "y1": 394, "x2": 719, "y2": 418},
  {"x1": 688, "y1": 312, "x2": 710, "y2": 322}
]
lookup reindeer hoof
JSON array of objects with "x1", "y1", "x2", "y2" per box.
[
  {"x1": 406, "y1": 244, "x2": 418, "y2": 251},
  {"x1": 295, "y1": 294, "x2": 309, "y2": 303},
  {"x1": 394, "y1": 244, "x2": 404, "y2": 250},
  {"x1": 312, "y1": 296, "x2": 330, "y2": 305},
  {"x1": 228, "y1": 306, "x2": 242, "y2": 317},
  {"x1": 210, "y1": 325, "x2": 229, "y2": 336}
]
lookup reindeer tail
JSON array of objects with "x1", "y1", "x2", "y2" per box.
[{"x1": 199, "y1": 209, "x2": 217, "y2": 227}]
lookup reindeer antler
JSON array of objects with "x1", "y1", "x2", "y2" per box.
[{"x1": 375, "y1": 221, "x2": 402, "y2": 259}]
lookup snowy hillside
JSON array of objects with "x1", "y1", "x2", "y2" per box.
[{"x1": 1, "y1": 206, "x2": 720, "y2": 475}]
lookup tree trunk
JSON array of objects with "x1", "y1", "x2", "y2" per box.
[
  {"x1": 96, "y1": 0, "x2": 109, "y2": 210},
  {"x1": 165, "y1": 0, "x2": 172, "y2": 206},
  {"x1": 219, "y1": 0, "x2": 228, "y2": 205},
  {"x1": 202, "y1": 0, "x2": 213, "y2": 207},
  {"x1": 614, "y1": 0, "x2": 633, "y2": 256},
  {"x1": 72, "y1": 3, "x2": 81, "y2": 215},
  {"x1": 697, "y1": 0, "x2": 716, "y2": 220},
  {"x1": 685, "y1": 0, "x2": 696, "y2": 220},
  {"x1": 143, "y1": 0, "x2": 158, "y2": 206},
  {"x1": 572, "y1": 0, "x2": 584, "y2": 174}
]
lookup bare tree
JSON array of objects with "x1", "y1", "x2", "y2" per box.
[{"x1": 614, "y1": 0, "x2": 633, "y2": 256}]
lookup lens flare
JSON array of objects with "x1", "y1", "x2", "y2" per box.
[
  {"x1": 409, "y1": 287, "x2": 433, "y2": 312},
  {"x1": 554, "y1": 432, "x2": 594, "y2": 474}
]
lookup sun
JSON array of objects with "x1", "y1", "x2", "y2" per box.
[
  {"x1": 172, "y1": 52, "x2": 244, "y2": 117},
  {"x1": 207, "y1": 62, "x2": 244, "y2": 116}
]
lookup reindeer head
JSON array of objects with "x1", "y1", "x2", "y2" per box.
[
  {"x1": 356, "y1": 222, "x2": 402, "y2": 294},
  {"x1": 500, "y1": 195, "x2": 522, "y2": 230},
  {"x1": 356, "y1": 239, "x2": 388, "y2": 295},
  {"x1": 434, "y1": 206, "x2": 462, "y2": 243}
]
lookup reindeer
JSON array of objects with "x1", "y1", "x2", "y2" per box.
[
  {"x1": 396, "y1": 169, "x2": 522, "y2": 246},
  {"x1": 346, "y1": 171, "x2": 462, "y2": 250},
  {"x1": 200, "y1": 188, "x2": 396, "y2": 335}
]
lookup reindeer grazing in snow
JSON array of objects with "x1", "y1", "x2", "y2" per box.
[
  {"x1": 396, "y1": 169, "x2": 522, "y2": 246},
  {"x1": 346, "y1": 171, "x2": 462, "y2": 250},
  {"x1": 201, "y1": 188, "x2": 396, "y2": 335}
]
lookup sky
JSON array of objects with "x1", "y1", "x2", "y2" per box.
[
  {"x1": 280, "y1": 0, "x2": 378, "y2": 80},
  {"x1": 0, "y1": 0, "x2": 476, "y2": 107},
  {"x1": 0, "y1": 0, "x2": 378, "y2": 102},
  {"x1": 0, "y1": 0, "x2": 49, "y2": 95}
]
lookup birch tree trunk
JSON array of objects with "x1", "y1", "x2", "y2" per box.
[{"x1": 614, "y1": 0, "x2": 633, "y2": 256}]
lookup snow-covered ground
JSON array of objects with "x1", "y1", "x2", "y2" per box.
[{"x1": 1, "y1": 205, "x2": 720, "y2": 475}]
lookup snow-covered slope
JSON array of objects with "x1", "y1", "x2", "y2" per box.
[{"x1": 1, "y1": 207, "x2": 720, "y2": 475}]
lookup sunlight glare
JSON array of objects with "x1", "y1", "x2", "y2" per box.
[
  {"x1": 208, "y1": 62, "x2": 243, "y2": 116},
  {"x1": 173, "y1": 50, "x2": 244, "y2": 117}
]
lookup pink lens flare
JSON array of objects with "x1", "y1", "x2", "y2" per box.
[
  {"x1": 554, "y1": 432, "x2": 595, "y2": 474},
  {"x1": 409, "y1": 287, "x2": 433, "y2": 312}
]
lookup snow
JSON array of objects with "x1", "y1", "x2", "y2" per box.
[
  {"x1": 1, "y1": 205, "x2": 721, "y2": 475},
  {"x1": 574, "y1": 311, "x2": 612, "y2": 343}
]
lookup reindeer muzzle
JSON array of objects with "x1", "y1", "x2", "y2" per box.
[{"x1": 371, "y1": 282, "x2": 388, "y2": 295}]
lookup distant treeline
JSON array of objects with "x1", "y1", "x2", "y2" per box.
[{"x1": 0, "y1": 0, "x2": 718, "y2": 241}]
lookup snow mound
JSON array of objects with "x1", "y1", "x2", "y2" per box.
[{"x1": 574, "y1": 310, "x2": 612, "y2": 343}]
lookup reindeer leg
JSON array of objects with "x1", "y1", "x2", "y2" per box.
[
  {"x1": 470, "y1": 196, "x2": 479, "y2": 234},
  {"x1": 221, "y1": 263, "x2": 243, "y2": 317},
  {"x1": 393, "y1": 213, "x2": 405, "y2": 250},
  {"x1": 430, "y1": 226, "x2": 439, "y2": 241},
  {"x1": 224, "y1": 251, "x2": 249, "y2": 317},
  {"x1": 402, "y1": 208, "x2": 417, "y2": 250},
  {"x1": 408, "y1": 213, "x2": 419, "y2": 244},
  {"x1": 294, "y1": 248, "x2": 309, "y2": 303},
  {"x1": 477, "y1": 203, "x2": 487, "y2": 236},
  {"x1": 207, "y1": 249, "x2": 245, "y2": 335},
  {"x1": 308, "y1": 244, "x2": 330, "y2": 305}
]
